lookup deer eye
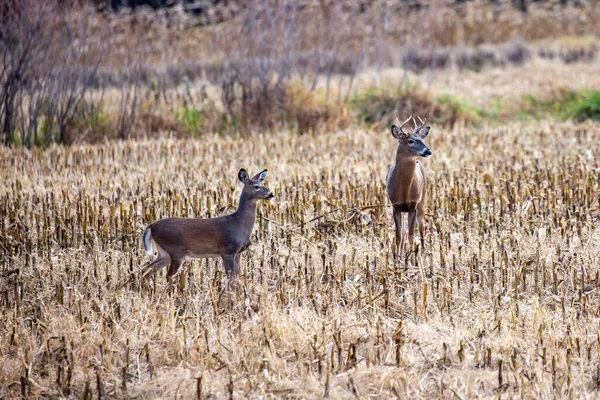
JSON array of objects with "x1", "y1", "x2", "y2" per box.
[
  {"x1": 408, "y1": 139, "x2": 415, "y2": 145},
  {"x1": 254, "y1": 185, "x2": 260, "y2": 190}
]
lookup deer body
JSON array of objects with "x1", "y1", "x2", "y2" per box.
[
  {"x1": 386, "y1": 116, "x2": 432, "y2": 255},
  {"x1": 387, "y1": 158, "x2": 427, "y2": 212},
  {"x1": 141, "y1": 169, "x2": 274, "y2": 280}
]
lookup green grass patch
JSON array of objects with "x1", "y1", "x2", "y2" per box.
[
  {"x1": 564, "y1": 90, "x2": 600, "y2": 122},
  {"x1": 176, "y1": 107, "x2": 204, "y2": 135},
  {"x1": 436, "y1": 94, "x2": 494, "y2": 124},
  {"x1": 520, "y1": 90, "x2": 600, "y2": 122}
]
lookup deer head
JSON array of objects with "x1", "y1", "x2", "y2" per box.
[
  {"x1": 390, "y1": 115, "x2": 432, "y2": 158},
  {"x1": 238, "y1": 168, "x2": 275, "y2": 200}
]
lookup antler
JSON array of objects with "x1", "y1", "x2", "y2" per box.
[
  {"x1": 395, "y1": 115, "x2": 413, "y2": 136},
  {"x1": 413, "y1": 116, "x2": 427, "y2": 131}
]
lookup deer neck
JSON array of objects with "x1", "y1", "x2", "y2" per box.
[
  {"x1": 392, "y1": 153, "x2": 418, "y2": 196},
  {"x1": 233, "y1": 190, "x2": 258, "y2": 236}
]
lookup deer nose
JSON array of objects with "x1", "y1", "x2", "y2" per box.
[
  {"x1": 421, "y1": 148, "x2": 432, "y2": 157},
  {"x1": 267, "y1": 192, "x2": 275, "y2": 200}
]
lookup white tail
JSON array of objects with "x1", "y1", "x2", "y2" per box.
[
  {"x1": 139, "y1": 168, "x2": 274, "y2": 281},
  {"x1": 143, "y1": 226, "x2": 152, "y2": 255},
  {"x1": 386, "y1": 115, "x2": 432, "y2": 255}
]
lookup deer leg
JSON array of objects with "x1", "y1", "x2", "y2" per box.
[
  {"x1": 166, "y1": 258, "x2": 184, "y2": 280},
  {"x1": 416, "y1": 214, "x2": 425, "y2": 249},
  {"x1": 393, "y1": 209, "x2": 404, "y2": 256},
  {"x1": 140, "y1": 253, "x2": 171, "y2": 279},
  {"x1": 222, "y1": 254, "x2": 236, "y2": 279},
  {"x1": 222, "y1": 254, "x2": 242, "y2": 291},
  {"x1": 408, "y1": 210, "x2": 417, "y2": 249},
  {"x1": 234, "y1": 253, "x2": 242, "y2": 277},
  {"x1": 416, "y1": 202, "x2": 426, "y2": 249}
]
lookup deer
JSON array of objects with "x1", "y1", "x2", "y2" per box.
[
  {"x1": 139, "y1": 168, "x2": 274, "y2": 283},
  {"x1": 386, "y1": 115, "x2": 432, "y2": 257}
]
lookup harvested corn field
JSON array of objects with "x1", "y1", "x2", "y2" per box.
[{"x1": 1, "y1": 120, "x2": 600, "y2": 398}]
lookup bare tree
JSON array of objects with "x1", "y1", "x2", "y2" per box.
[
  {"x1": 0, "y1": 0, "x2": 104, "y2": 146},
  {"x1": 0, "y1": 0, "x2": 54, "y2": 145},
  {"x1": 116, "y1": 61, "x2": 145, "y2": 140}
]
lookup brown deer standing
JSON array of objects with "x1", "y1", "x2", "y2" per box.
[
  {"x1": 386, "y1": 116, "x2": 432, "y2": 256},
  {"x1": 140, "y1": 168, "x2": 274, "y2": 281}
]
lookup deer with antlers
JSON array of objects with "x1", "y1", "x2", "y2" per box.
[
  {"x1": 139, "y1": 168, "x2": 274, "y2": 283},
  {"x1": 386, "y1": 116, "x2": 432, "y2": 256}
]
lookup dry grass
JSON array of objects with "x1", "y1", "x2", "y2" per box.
[
  {"x1": 2, "y1": 2, "x2": 600, "y2": 398},
  {"x1": 367, "y1": 57, "x2": 600, "y2": 109},
  {"x1": 1, "y1": 114, "x2": 600, "y2": 398}
]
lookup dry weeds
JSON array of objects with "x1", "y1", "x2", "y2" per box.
[
  {"x1": 1, "y1": 116, "x2": 600, "y2": 398},
  {"x1": 99, "y1": 1, "x2": 600, "y2": 68}
]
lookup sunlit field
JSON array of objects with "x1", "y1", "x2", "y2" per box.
[
  {"x1": 2, "y1": 0, "x2": 600, "y2": 398},
  {"x1": 2, "y1": 114, "x2": 599, "y2": 398}
]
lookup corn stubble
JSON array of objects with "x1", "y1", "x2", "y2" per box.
[{"x1": 1, "y1": 121, "x2": 599, "y2": 399}]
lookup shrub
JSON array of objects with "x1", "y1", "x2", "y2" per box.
[
  {"x1": 504, "y1": 39, "x2": 532, "y2": 65},
  {"x1": 349, "y1": 84, "x2": 479, "y2": 129},
  {"x1": 456, "y1": 46, "x2": 500, "y2": 72},
  {"x1": 401, "y1": 47, "x2": 451, "y2": 73},
  {"x1": 436, "y1": 94, "x2": 487, "y2": 125},
  {"x1": 519, "y1": 90, "x2": 600, "y2": 123},
  {"x1": 564, "y1": 90, "x2": 600, "y2": 122},
  {"x1": 560, "y1": 46, "x2": 597, "y2": 64},
  {"x1": 176, "y1": 107, "x2": 204, "y2": 135},
  {"x1": 283, "y1": 82, "x2": 352, "y2": 135}
]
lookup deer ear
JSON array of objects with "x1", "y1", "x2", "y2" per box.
[
  {"x1": 238, "y1": 168, "x2": 249, "y2": 183},
  {"x1": 391, "y1": 125, "x2": 401, "y2": 139},
  {"x1": 252, "y1": 169, "x2": 268, "y2": 182},
  {"x1": 416, "y1": 126, "x2": 430, "y2": 139}
]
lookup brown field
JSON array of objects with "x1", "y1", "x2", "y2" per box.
[
  {"x1": 2, "y1": 106, "x2": 600, "y2": 398},
  {"x1": 2, "y1": 1, "x2": 600, "y2": 399}
]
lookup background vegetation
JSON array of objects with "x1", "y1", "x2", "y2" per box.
[
  {"x1": 1, "y1": 1, "x2": 600, "y2": 399},
  {"x1": 1, "y1": 0, "x2": 599, "y2": 145}
]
